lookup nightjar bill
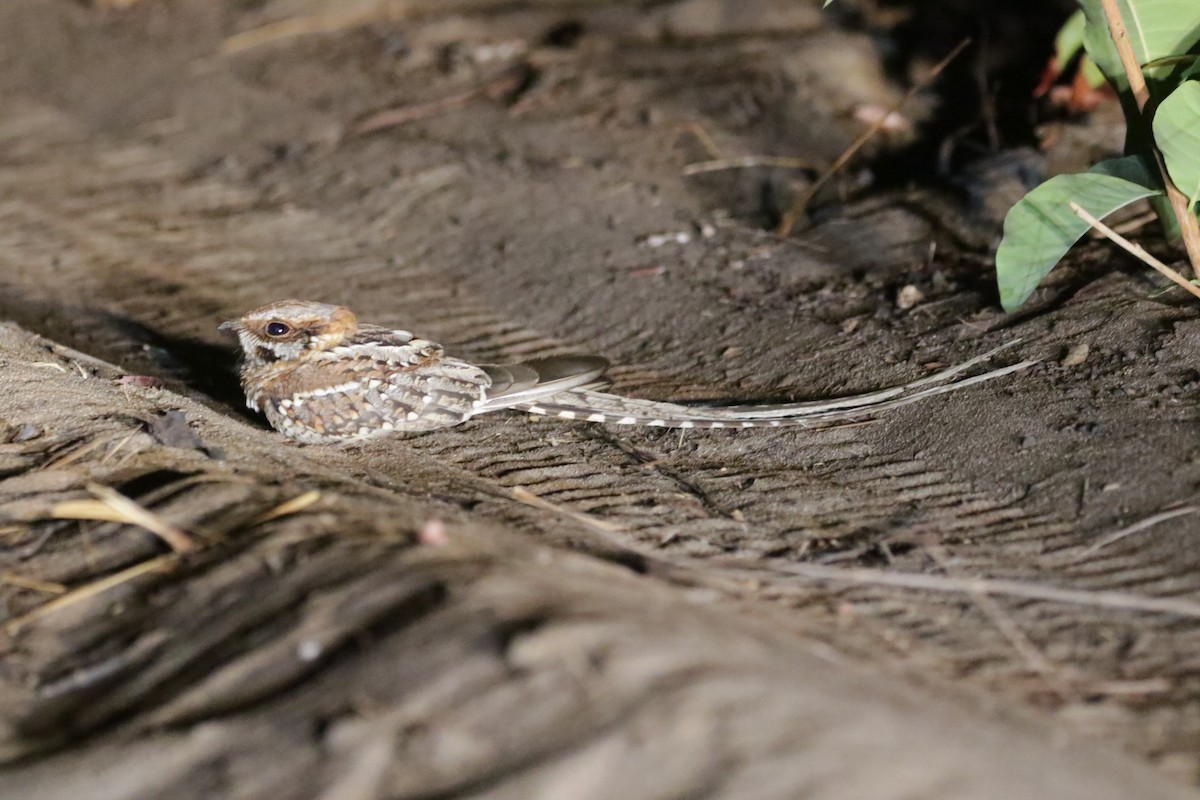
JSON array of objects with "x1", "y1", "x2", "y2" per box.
[{"x1": 220, "y1": 300, "x2": 1035, "y2": 444}]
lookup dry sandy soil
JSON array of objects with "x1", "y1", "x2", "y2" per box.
[{"x1": 2, "y1": 1, "x2": 1200, "y2": 798}]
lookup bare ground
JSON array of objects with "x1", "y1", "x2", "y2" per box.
[{"x1": 2, "y1": 1, "x2": 1200, "y2": 797}]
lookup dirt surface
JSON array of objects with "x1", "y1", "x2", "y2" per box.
[{"x1": 2, "y1": 1, "x2": 1200, "y2": 797}]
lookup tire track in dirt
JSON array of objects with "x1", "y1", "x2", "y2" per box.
[
  {"x1": 0, "y1": 102, "x2": 574, "y2": 360},
  {"x1": 4, "y1": 321, "x2": 1194, "y2": 800},
  {"x1": 6, "y1": 92, "x2": 1200, "y2": 773},
  {"x1": 0, "y1": 97, "x2": 1065, "y2": 563}
]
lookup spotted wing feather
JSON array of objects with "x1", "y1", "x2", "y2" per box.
[{"x1": 253, "y1": 336, "x2": 492, "y2": 442}]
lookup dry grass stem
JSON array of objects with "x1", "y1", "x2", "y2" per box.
[
  {"x1": 39, "y1": 433, "x2": 116, "y2": 471},
  {"x1": 52, "y1": 484, "x2": 197, "y2": 553},
  {"x1": 101, "y1": 427, "x2": 143, "y2": 464},
  {"x1": 1073, "y1": 677, "x2": 1172, "y2": 696},
  {"x1": 3, "y1": 554, "x2": 178, "y2": 634},
  {"x1": 349, "y1": 71, "x2": 525, "y2": 137},
  {"x1": 924, "y1": 543, "x2": 1068, "y2": 694},
  {"x1": 222, "y1": 0, "x2": 629, "y2": 54},
  {"x1": 683, "y1": 156, "x2": 818, "y2": 176},
  {"x1": 250, "y1": 490, "x2": 323, "y2": 525},
  {"x1": 50, "y1": 499, "x2": 133, "y2": 523},
  {"x1": 1109, "y1": 209, "x2": 1158, "y2": 235},
  {"x1": 0, "y1": 525, "x2": 25, "y2": 540},
  {"x1": 753, "y1": 560, "x2": 1200, "y2": 620},
  {"x1": 0, "y1": 572, "x2": 67, "y2": 594},
  {"x1": 1069, "y1": 202, "x2": 1200, "y2": 301},
  {"x1": 30, "y1": 361, "x2": 68, "y2": 373},
  {"x1": 676, "y1": 121, "x2": 725, "y2": 160},
  {"x1": 511, "y1": 486, "x2": 626, "y2": 533},
  {"x1": 1078, "y1": 506, "x2": 1198, "y2": 557},
  {"x1": 222, "y1": 8, "x2": 388, "y2": 54}
]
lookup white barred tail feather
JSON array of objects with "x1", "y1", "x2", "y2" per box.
[{"x1": 502, "y1": 342, "x2": 1035, "y2": 429}]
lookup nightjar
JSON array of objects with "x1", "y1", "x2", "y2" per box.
[{"x1": 220, "y1": 300, "x2": 1034, "y2": 443}]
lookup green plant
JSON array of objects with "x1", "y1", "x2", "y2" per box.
[{"x1": 996, "y1": 0, "x2": 1200, "y2": 311}]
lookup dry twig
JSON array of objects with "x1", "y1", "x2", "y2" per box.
[
  {"x1": 1069, "y1": 202, "x2": 1200, "y2": 301},
  {"x1": 923, "y1": 542, "x2": 1068, "y2": 694},
  {"x1": 749, "y1": 560, "x2": 1200, "y2": 620},
  {"x1": 349, "y1": 70, "x2": 527, "y2": 137},
  {"x1": 775, "y1": 38, "x2": 971, "y2": 236},
  {"x1": 1077, "y1": 506, "x2": 1199, "y2": 557}
]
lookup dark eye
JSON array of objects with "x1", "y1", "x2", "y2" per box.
[{"x1": 266, "y1": 321, "x2": 291, "y2": 337}]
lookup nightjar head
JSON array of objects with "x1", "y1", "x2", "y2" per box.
[{"x1": 219, "y1": 300, "x2": 359, "y2": 366}]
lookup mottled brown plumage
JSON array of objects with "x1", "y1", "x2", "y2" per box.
[
  {"x1": 219, "y1": 301, "x2": 497, "y2": 442},
  {"x1": 221, "y1": 300, "x2": 1035, "y2": 443}
]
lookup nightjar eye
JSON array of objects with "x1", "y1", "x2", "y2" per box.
[{"x1": 265, "y1": 321, "x2": 291, "y2": 337}]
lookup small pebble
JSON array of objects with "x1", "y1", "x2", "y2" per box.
[
  {"x1": 297, "y1": 640, "x2": 323, "y2": 661},
  {"x1": 896, "y1": 284, "x2": 924, "y2": 310},
  {"x1": 12, "y1": 423, "x2": 42, "y2": 443},
  {"x1": 641, "y1": 231, "x2": 692, "y2": 248},
  {"x1": 1062, "y1": 342, "x2": 1089, "y2": 367},
  {"x1": 418, "y1": 518, "x2": 448, "y2": 546}
]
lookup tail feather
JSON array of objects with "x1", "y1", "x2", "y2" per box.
[
  {"x1": 507, "y1": 344, "x2": 1037, "y2": 429},
  {"x1": 475, "y1": 355, "x2": 611, "y2": 410}
]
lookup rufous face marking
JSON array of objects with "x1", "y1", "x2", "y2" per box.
[{"x1": 220, "y1": 300, "x2": 360, "y2": 367}]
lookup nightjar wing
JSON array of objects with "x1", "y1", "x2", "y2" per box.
[{"x1": 250, "y1": 341, "x2": 493, "y2": 442}]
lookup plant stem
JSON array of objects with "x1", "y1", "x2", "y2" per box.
[{"x1": 1099, "y1": 0, "x2": 1200, "y2": 275}]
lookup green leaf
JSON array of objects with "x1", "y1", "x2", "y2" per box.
[
  {"x1": 1144, "y1": 55, "x2": 1200, "y2": 71},
  {"x1": 1080, "y1": 55, "x2": 1107, "y2": 89},
  {"x1": 1076, "y1": 0, "x2": 1200, "y2": 95},
  {"x1": 996, "y1": 157, "x2": 1162, "y2": 311},
  {"x1": 1051, "y1": 12, "x2": 1107, "y2": 89},
  {"x1": 1154, "y1": 81, "x2": 1200, "y2": 207},
  {"x1": 1089, "y1": 152, "x2": 1160, "y2": 184},
  {"x1": 1146, "y1": 195, "x2": 1181, "y2": 243},
  {"x1": 1054, "y1": 10, "x2": 1089, "y2": 71}
]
